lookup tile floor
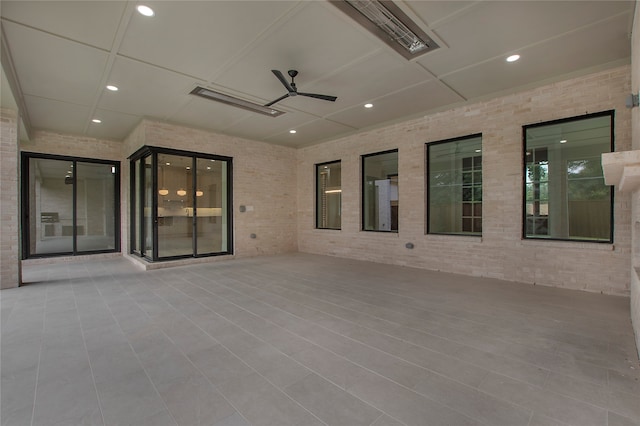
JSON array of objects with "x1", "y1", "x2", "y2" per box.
[{"x1": 2, "y1": 253, "x2": 639, "y2": 426}]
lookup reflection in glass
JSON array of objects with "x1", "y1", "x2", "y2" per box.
[
  {"x1": 29, "y1": 158, "x2": 74, "y2": 254},
  {"x1": 524, "y1": 113, "x2": 612, "y2": 241},
  {"x1": 362, "y1": 151, "x2": 398, "y2": 232},
  {"x1": 25, "y1": 156, "x2": 119, "y2": 258},
  {"x1": 316, "y1": 161, "x2": 341, "y2": 229},
  {"x1": 195, "y1": 158, "x2": 228, "y2": 254},
  {"x1": 76, "y1": 162, "x2": 116, "y2": 252},
  {"x1": 158, "y1": 154, "x2": 194, "y2": 258},
  {"x1": 428, "y1": 135, "x2": 482, "y2": 235}
]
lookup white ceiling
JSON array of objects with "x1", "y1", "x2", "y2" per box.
[{"x1": 0, "y1": 1, "x2": 635, "y2": 148}]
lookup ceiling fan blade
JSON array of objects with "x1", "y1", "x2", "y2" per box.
[
  {"x1": 264, "y1": 93, "x2": 290, "y2": 107},
  {"x1": 271, "y1": 70, "x2": 295, "y2": 93},
  {"x1": 298, "y1": 92, "x2": 337, "y2": 102}
]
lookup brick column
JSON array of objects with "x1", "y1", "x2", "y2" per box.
[{"x1": 0, "y1": 108, "x2": 21, "y2": 289}]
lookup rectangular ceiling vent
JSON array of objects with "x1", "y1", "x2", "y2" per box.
[
  {"x1": 190, "y1": 86, "x2": 285, "y2": 117},
  {"x1": 331, "y1": 0, "x2": 439, "y2": 60}
]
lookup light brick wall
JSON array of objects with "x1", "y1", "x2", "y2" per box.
[
  {"x1": 123, "y1": 120, "x2": 298, "y2": 257},
  {"x1": 0, "y1": 108, "x2": 21, "y2": 289},
  {"x1": 630, "y1": 1, "x2": 640, "y2": 354},
  {"x1": 297, "y1": 65, "x2": 633, "y2": 296}
]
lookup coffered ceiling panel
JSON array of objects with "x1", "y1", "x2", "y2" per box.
[
  {"x1": 24, "y1": 96, "x2": 90, "y2": 136},
  {"x1": 442, "y1": 13, "x2": 632, "y2": 100},
  {"x1": 118, "y1": 1, "x2": 296, "y2": 79},
  {"x1": 3, "y1": 21, "x2": 109, "y2": 105},
  {"x1": 328, "y1": 80, "x2": 462, "y2": 129},
  {"x1": 0, "y1": 1, "x2": 126, "y2": 50},
  {"x1": 98, "y1": 57, "x2": 201, "y2": 118},
  {"x1": 1, "y1": 1, "x2": 634, "y2": 147},
  {"x1": 419, "y1": 0, "x2": 634, "y2": 77}
]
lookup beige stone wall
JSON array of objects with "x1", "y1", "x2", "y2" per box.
[
  {"x1": 298, "y1": 65, "x2": 633, "y2": 296},
  {"x1": 0, "y1": 109, "x2": 20, "y2": 289},
  {"x1": 123, "y1": 120, "x2": 298, "y2": 257}
]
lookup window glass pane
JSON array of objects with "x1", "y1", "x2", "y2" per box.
[
  {"x1": 143, "y1": 156, "x2": 153, "y2": 255},
  {"x1": 363, "y1": 151, "x2": 398, "y2": 232},
  {"x1": 133, "y1": 159, "x2": 142, "y2": 254},
  {"x1": 195, "y1": 158, "x2": 228, "y2": 254},
  {"x1": 75, "y1": 162, "x2": 116, "y2": 252},
  {"x1": 158, "y1": 154, "x2": 194, "y2": 258},
  {"x1": 316, "y1": 161, "x2": 341, "y2": 229},
  {"x1": 524, "y1": 113, "x2": 612, "y2": 241},
  {"x1": 29, "y1": 158, "x2": 74, "y2": 255},
  {"x1": 428, "y1": 135, "x2": 482, "y2": 235}
]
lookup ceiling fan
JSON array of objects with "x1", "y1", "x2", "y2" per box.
[{"x1": 265, "y1": 70, "x2": 337, "y2": 107}]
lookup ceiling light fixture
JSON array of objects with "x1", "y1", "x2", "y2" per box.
[
  {"x1": 190, "y1": 86, "x2": 285, "y2": 117},
  {"x1": 289, "y1": 130, "x2": 297, "y2": 134},
  {"x1": 364, "y1": 103, "x2": 373, "y2": 108},
  {"x1": 106, "y1": 85, "x2": 118, "y2": 91},
  {"x1": 332, "y1": 0, "x2": 439, "y2": 59},
  {"x1": 177, "y1": 189, "x2": 187, "y2": 197},
  {"x1": 560, "y1": 139, "x2": 567, "y2": 144},
  {"x1": 136, "y1": 5, "x2": 154, "y2": 17},
  {"x1": 195, "y1": 190, "x2": 204, "y2": 197},
  {"x1": 506, "y1": 54, "x2": 520, "y2": 62},
  {"x1": 92, "y1": 119, "x2": 101, "y2": 123}
]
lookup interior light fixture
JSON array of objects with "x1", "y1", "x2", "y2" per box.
[
  {"x1": 158, "y1": 189, "x2": 169, "y2": 196},
  {"x1": 92, "y1": 119, "x2": 102, "y2": 123},
  {"x1": 332, "y1": 0, "x2": 439, "y2": 60},
  {"x1": 289, "y1": 130, "x2": 297, "y2": 134},
  {"x1": 325, "y1": 189, "x2": 342, "y2": 194},
  {"x1": 177, "y1": 189, "x2": 187, "y2": 197},
  {"x1": 560, "y1": 139, "x2": 567, "y2": 144},
  {"x1": 475, "y1": 149, "x2": 481, "y2": 153},
  {"x1": 195, "y1": 190, "x2": 204, "y2": 197},
  {"x1": 364, "y1": 103, "x2": 373, "y2": 108},
  {"x1": 506, "y1": 54, "x2": 520, "y2": 62},
  {"x1": 106, "y1": 85, "x2": 118, "y2": 91},
  {"x1": 136, "y1": 5, "x2": 154, "y2": 17},
  {"x1": 190, "y1": 86, "x2": 285, "y2": 117}
]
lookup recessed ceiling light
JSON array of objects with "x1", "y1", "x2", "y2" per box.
[
  {"x1": 289, "y1": 130, "x2": 297, "y2": 134},
  {"x1": 106, "y1": 85, "x2": 118, "y2": 91},
  {"x1": 364, "y1": 103, "x2": 373, "y2": 108},
  {"x1": 475, "y1": 149, "x2": 481, "y2": 153},
  {"x1": 206, "y1": 166, "x2": 211, "y2": 170},
  {"x1": 166, "y1": 162, "x2": 170, "y2": 166},
  {"x1": 506, "y1": 54, "x2": 520, "y2": 63},
  {"x1": 92, "y1": 119, "x2": 102, "y2": 123},
  {"x1": 560, "y1": 139, "x2": 567, "y2": 144},
  {"x1": 186, "y1": 166, "x2": 191, "y2": 170},
  {"x1": 136, "y1": 5, "x2": 154, "y2": 17}
]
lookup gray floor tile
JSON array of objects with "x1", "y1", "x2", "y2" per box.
[
  {"x1": 284, "y1": 372, "x2": 382, "y2": 426},
  {"x1": 4, "y1": 254, "x2": 637, "y2": 426}
]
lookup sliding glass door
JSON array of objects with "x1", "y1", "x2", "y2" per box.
[
  {"x1": 130, "y1": 146, "x2": 232, "y2": 261},
  {"x1": 22, "y1": 153, "x2": 120, "y2": 258}
]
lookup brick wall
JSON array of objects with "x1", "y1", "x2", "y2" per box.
[
  {"x1": 297, "y1": 65, "x2": 633, "y2": 296},
  {"x1": 0, "y1": 108, "x2": 20, "y2": 289},
  {"x1": 630, "y1": 1, "x2": 639, "y2": 353}
]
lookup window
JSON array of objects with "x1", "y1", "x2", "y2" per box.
[
  {"x1": 523, "y1": 111, "x2": 613, "y2": 242},
  {"x1": 21, "y1": 153, "x2": 120, "y2": 258},
  {"x1": 362, "y1": 150, "x2": 398, "y2": 232},
  {"x1": 427, "y1": 134, "x2": 482, "y2": 235},
  {"x1": 130, "y1": 146, "x2": 232, "y2": 261},
  {"x1": 316, "y1": 161, "x2": 341, "y2": 229}
]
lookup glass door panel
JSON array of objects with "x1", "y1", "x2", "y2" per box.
[
  {"x1": 76, "y1": 162, "x2": 116, "y2": 252},
  {"x1": 195, "y1": 158, "x2": 227, "y2": 254},
  {"x1": 143, "y1": 155, "x2": 154, "y2": 256},
  {"x1": 157, "y1": 154, "x2": 194, "y2": 258},
  {"x1": 29, "y1": 157, "x2": 74, "y2": 255}
]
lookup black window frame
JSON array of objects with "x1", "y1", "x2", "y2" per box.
[
  {"x1": 128, "y1": 145, "x2": 234, "y2": 262},
  {"x1": 361, "y1": 148, "x2": 399, "y2": 233},
  {"x1": 20, "y1": 152, "x2": 121, "y2": 259},
  {"x1": 315, "y1": 159, "x2": 342, "y2": 230},
  {"x1": 426, "y1": 133, "x2": 483, "y2": 236},
  {"x1": 522, "y1": 110, "x2": 614, "y2": 243}
]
